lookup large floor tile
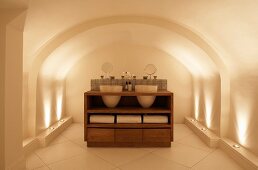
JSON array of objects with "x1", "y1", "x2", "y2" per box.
[
  {"x1": 65, "y1": 123, "x2": 84, "y2": 131},
  {"x1": 49, "y1": 135, "x2": 69, "y2": 146},
  {"x1": 119, "y1": 153, "x2": 189, "y2": 170},
  {"x1": 61, "y1": 128, "x2": 84, "y2": 140},
  {"x1": 191, "y1": 149, "x2": 244, "y2": 170},
  {"x1": 26, "y1": 153, "x2": 45, "y2": 170},
  {"x1": 35, "y1": 141, "x2": 85, "y2": 164},
  {"x1": 49, "y1": 152, "x2": 115, "y2": 170},
  {"x1": 174, "y1": 124, "x2": 193, "y2": 141},
  {"x1": 70, "y1": 137, "x2": 87, "y2": 149},
  {"x1": 152, "y1": 142, "x2": 210, "y2": 168},
  {"x1": 88, "y1": 148, "x2": 149, "y2": 167},
  {"x1": 176, "y1": 133, "x2": 214, "y2": 152}
]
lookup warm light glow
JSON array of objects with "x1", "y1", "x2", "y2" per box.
[
  {"x1": 44, "y1": 99, "x2": 51, "y2": 128},
  {"x1": 233, "y1": 93, "x2": 251, "y2": 145},
  {"x1": 205, "y1": 98, "x2": 212, "y2": 128},
  {"x1": 194, "y1": 95, "x2": 200, "y2": 120},
  {"x1": 56, "y1": 86, "x2": 63, "y2": 120},
  {"x1": 233, "y1": 144, "x2": 240, "y2": 148}
]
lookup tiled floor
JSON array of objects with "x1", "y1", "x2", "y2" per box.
[{"x1": 26, "y1": 124, "x2": 244, "y2": 170}]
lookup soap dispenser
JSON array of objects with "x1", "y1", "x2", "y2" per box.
[
  {"x1": 128, "y1": 82, "x2": 132, "y2": 91},
  {"x1": 125, "y1": 81, "x2": 128, "y2": 91}
]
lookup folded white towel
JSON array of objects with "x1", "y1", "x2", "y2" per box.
[
  {"x1": 90, "y1": 115, "x2": 114, "y2": 123},
  {"x1": 143, "y1": 115, "x2": 168, "y2": 123},
  {"x1": 117, "y1": 115, "x2": 142, "y2": 123}
]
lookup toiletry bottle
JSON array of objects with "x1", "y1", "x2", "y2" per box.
[
  {"x1": 128, "y1": 82, "x2": 132, "y2": 91},
  {"x1": 125, "y1": 81, "x2": 128, "y2": 91}
]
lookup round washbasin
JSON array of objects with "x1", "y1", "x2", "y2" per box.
[
  {"x1": 135, "y1": 85, "x2": 158, "y2": 108},
  {"x1": 100, "y1": 85, "x2": 123, "y2": 108}
]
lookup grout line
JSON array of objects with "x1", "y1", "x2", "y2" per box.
[
  {"x1": 150, "y1": 151, "x2": 190, "y2": 168},
  {"x1": 190, "y1": 148, "x2": 217, "y2": 169},
  {"x1": 174, "y1": 136, "x2": 215, "y2": 153},
  {"x1": 33, "y1": 152, "x2": 51, "y2": 170},
  {"x1": 114, "y1": 151, "x2": 153, "y2": 168}
]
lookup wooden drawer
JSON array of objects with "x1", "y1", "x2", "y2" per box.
[
  {"x1": 143, "y1": 129, "x2": 171, "y2": 143},
  {"x1": 115, "y1": 129, "x2": 142, "y2": 143},
  {"x1": 87, "y1": 128, "x2": 114, "y2": 143}
]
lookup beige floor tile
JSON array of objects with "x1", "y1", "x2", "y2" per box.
[
  {"x1": 87, "y1": 147, "x2": 149, "y2": 167},
  {"x1": 152, "y1": 142, "x2": 210, "y2": 168},
  {"x1": 70, "y1": 137, "x2": 87, "y2": 149},
  {"x1": 61, "y1": 128, "x2": 84, "y2": 140},
  {"x1": 191, "y1": 149, "x2": 244, "y2": 170},
  {"x1": 49, "y1": 152, "x2": 115, "y2": 170},
  {"x1": 65, "y1": 123, "x2": 84, "y2": 131},
  {"x1": 35, "y1": 141, "x2": 85, "y2": 164},
  {"x1": 26, "y1": 153, "x2": 45, "y2": 170},
  {"x1": 49, "y1": 135, "x2": 69, "y2": 146},
  {"x1": 176, "y1": 133, "x2": 214, "y2": 152},
  {"x1": 119, "y1": 153, "x2": 190, "y2": 170},
  {"x1": 174, "y1": 124, "x2": 193, "y2": 141}
]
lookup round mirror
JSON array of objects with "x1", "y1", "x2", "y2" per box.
[
  {"x1": 101, "y1": 62, "x2": 113, "y2": 74},
  {"x1": 144, "y1": 64, "x2": 157, "y2": 78}
]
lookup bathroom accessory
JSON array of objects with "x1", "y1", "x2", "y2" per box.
[
  {"x1": 101, "y1": 62, "x2": 113, "y2": 78},
  {"x1": 124, "y1": 81, "x2": 128, "y2": 91},
  {"x1": 117, "y1": 115, "x2": 141, "y2": 123},
  {"x1": 90, "y1": 115, "x2": 115, "y2": 123},
  {"x1": 143, "y1": 115, "x2": 168, "y2": 123},
  {"x1": 135, "y1": 85, "x2": 158, "y2": 108},
  {"x1": 99, "y1": 85, "x2": 123, "y2": 108},
  {"x1": 144, "y1": 64, "x2": 157, "y2": 79},
  {"x1": 128, "y1": 82, "x2": 132, "y2": 91}
]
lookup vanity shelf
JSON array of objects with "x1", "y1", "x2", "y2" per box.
[{"x1": 84, "y1": 90, "x2": 173, "y2": 147}]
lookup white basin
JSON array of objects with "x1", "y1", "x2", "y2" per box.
[
  {"x1": 135, "y1": 85, "x2": 158, "y2": 108},
  {"x1": 100, "y1": 85, "x2": 123, "y2": 108}
]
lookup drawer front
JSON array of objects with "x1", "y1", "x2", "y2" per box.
[
  {"x1": 115, "y1": 129, "x2": 142, "y2": 143},
  {"x1": 87, "y1": 128, "x2": 114, "y2": 143},
  {"x1": 143, "y1": 129, "x2": 171, "y2": 143}
]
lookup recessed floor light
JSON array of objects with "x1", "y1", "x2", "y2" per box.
[
  {"x1": 201, "y1": 127, "x2": 207, "y2": 131},
  {"x1": 233, "y1": 144, "x2": 240, "y2": 148},
  {"x1": 60, "y1": 119, "x2": 64, "y2": 122},
  {"x1": 49, "y1": 127, "x2": 55, "y2": 130}
]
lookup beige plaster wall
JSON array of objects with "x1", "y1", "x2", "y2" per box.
[
  {"x1": 66, "y1": 43, "x2": 193, "y2": 123},
  {"x1": 193, "y1": 75, "x2": 221, "y2": 135},
  {"x1": 229, "y1": 73, "x2": 258, "y2": 155},
  {"x1": 0, "y1": 9, "x2": 26, "y2": 169},
  {"x1": 35, "y1": 75, "x2": 66, "y2": 135}
]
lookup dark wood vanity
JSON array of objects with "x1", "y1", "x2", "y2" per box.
[{"x1": 84, "y1": 91, "x2": 173, "y2": 147}]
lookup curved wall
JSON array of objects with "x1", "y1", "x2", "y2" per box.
[{"x1": 66, "y1": 43, "x2": 193, "y2": 123}]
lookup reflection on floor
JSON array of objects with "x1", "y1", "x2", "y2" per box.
[{"x1": 26, "y1": 123, "x2": 243, "y2": 170}]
